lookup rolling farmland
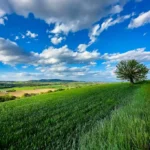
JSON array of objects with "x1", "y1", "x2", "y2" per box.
[
  {"x1": 80, "y1": 82, "x2": 150, "y2": 150},
  {"x1": 0, "y1": 0, "x2": 149, "y2": 149},
  {"x1": 0, "y1": 82, "x2": 147, "y2": 149}
]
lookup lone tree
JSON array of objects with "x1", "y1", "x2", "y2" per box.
[{"x1": 115, "y1": 59, "x2": 149, "y2": 84}]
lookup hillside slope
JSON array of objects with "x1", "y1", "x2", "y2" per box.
[
  {"x1": 0, "y1": 83, "x2": 142, "y2": 149},
  {"x1": 80, "y1": 82, "x2": 150, "y2": 150}
]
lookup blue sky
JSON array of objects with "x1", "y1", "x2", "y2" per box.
[{"x1": 0, "y1": 0, "x2": 150, "y2": 81}]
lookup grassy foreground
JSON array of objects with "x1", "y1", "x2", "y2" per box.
[
  {"x1": 79, "y1": 82, "x2": 150, "y2": 150},
  {"x1": 0, "y1": 83, "x2": 138, "y2": 149}
]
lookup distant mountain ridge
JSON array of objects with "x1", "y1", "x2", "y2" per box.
[{"x1": 29, "y1": 79, "x2": 77, "y2": 82}]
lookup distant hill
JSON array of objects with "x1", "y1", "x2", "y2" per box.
[{"x1": 29, "y1": 79, "x2": 77, "y2": 82}]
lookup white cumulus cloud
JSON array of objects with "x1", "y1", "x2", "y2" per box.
[
  {"x1": 26, "y1": 30, "x2": 38, "y2": 38},
  {"x1": 128, "y1": 10, "x2": 150, "y2": 28},
  {"x1": 15, "y1": 36, "x2": 19, "y2": 40},
  {"x1": 0, "y1": 16, "x2": 8, "y2": 25},
  {"x1": 51, "y1": 36, "x2": 65, "y2": 45},
  {"x1": 89, "y1": 14, "x2": 132, "y2": 44},
  {"x1": 0, "y1": 0, "x2": 129, "y2": 34},
  {"x1": 36, "y1": 45, "x2": 100, "y2": 65},
  {"x1": 102, "y1": 48, "x2": 150, "y2": 64},
  {"x1": 0, "y1": 37, "x2": 35, "y2": 65}
]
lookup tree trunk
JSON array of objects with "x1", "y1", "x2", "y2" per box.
[{"x1": 129, "y1": 78, "x2": 134, "y2": 84}]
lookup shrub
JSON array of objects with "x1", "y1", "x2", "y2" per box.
[
  {"x1": 47, "y1": 90, "x2": 53, "y2": 93},
  {"x1": 23, "y1": 93, "x2": 37, "y2": 97},
  {"x1": 55, "y1": 89, "x2": 65, "y2": 92},
  {"x1": 76, "y1": 86, "x2": 81, "y2": 88},
  {"x1": 11, "y1": 96, "x2": 16, "y2": 100},
  {"x1": 6, "y1": 89, "x2": 16, "y2": 92},
  {"x1": 23, "y1": 93, "x2": 31, "y2": 97},
  {"x1": 0, "y1": 95, "x2": 16, "y2": 102}
]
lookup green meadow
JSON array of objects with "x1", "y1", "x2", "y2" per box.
[
  {"x1": 80, "y1": 82, "x2": 150, "y2": 150},
  {"x1": 0, "y1": 82, "x2": 150, "y2": 149}
]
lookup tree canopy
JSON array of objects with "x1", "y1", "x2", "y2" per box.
[{"x1": 115, "y1": 60, "x2": 149, "y2": 84}]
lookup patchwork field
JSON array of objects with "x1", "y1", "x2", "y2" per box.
[
  {"x1": 0, "y1": 82, "x2": 95, "y2": 98},
  {"x1": 0, "y1": 82, "x2": 150, "y2": 149},
  {"x1": 0, "y1": 88, "x2": 56, "y2": 97}
]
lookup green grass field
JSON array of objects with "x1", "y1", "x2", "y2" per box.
[
  {"x1": 79, "y1": 82, "x2": 150, "y2": 150},
  {"x1": 0, "y1": 82, "x2": 149, "y2": 149}
]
